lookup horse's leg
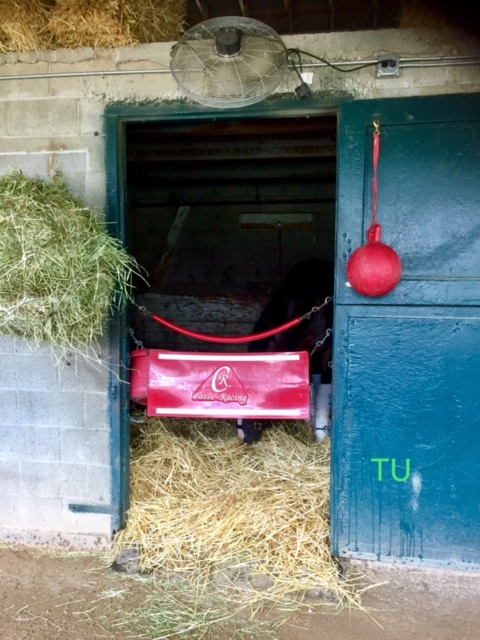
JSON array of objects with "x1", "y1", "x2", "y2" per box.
[
  {"x1": 314, "y1": 344, "x2": 332, "y2": 441},
  {"x1": 236, "y1": 418, "x2": 262, "y2": 444}
]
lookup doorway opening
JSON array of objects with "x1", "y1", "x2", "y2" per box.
[
  {"x1": 108, "y1": 108, "x2": 346, "y2": 600},
  {"x1": 125, "y1": 114, "x2": 337, "y2": 358}
]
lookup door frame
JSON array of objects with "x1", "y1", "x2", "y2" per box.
[{"x1": 105, "y1": 96, "x2": 341, "y2": 532}]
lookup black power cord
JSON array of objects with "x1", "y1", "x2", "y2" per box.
[
  {"x1": 288, "y1": 49, "x2": 312, "y2": 99},
  {"x1": 287, "y1": 48, "x2": 392, "y2": 99}
]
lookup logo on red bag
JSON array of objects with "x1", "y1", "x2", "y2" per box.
[{"x1": 192, "y1": 365, "x2": 248, "y2": 405}]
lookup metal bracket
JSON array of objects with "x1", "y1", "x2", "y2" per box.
[
  {"x1": 68, "y1": 503, "x2": 112, "y2": 514},
  {"x1": 377, "y1": 53, "x2": 400, "y2": 77}
]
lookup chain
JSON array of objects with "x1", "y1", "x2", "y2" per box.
[
  {"x1": 128, "y1": 327, "x2": 145, "y2": 350},
  {"x1": 300, "y1": 296, "x2": 332, "y2": 321},
  {"x1": 298, "y1": 296, "x2": 333, "y2": 358},
  {"x1": 133, "y1": 303, "x2": 151, "y2": 317},
  {"x1": 129, "y1": 303, "x2": 152, "y2": 349},
  {"x1": 310, "y1": 328, "x2": 332, "y2": 357}
]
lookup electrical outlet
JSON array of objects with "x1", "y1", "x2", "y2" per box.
[{"x1": 377, "y1": 53, "x2": 400, "y2": 77}]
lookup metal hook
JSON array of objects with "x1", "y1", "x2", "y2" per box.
[{"x1": 373, "y1": 119, "x2": 381, "y2": 134}]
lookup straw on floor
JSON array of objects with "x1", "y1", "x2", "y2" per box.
[{"x1": 108, "y1": 417, "x2": 363, "y2": 611}]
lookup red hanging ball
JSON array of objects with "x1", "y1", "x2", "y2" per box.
[{"x1": 347, "y1": 224, "x2": 402, "y2": 297}]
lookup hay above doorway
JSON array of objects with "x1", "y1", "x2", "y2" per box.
[
  {"x1": 48, "y1": 0, "x2": 185, "y2": 49},
  {"x1": 108, "y1": 417, "x2": 363, "y2": 610},
  {"x1": 0, "y1": 0, "x2": 52, "y2": 52},
  {"x1": 0, "y1": 0, "x2": 185, "y2": 51}
]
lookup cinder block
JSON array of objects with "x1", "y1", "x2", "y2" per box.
[
  {"x1": 82, "y1": 170, "x2": 107, "y2": 212},
  {"x1": 0, "y1": 392, "x2": 17, "y2": 426},
  {"x1": 46, "y1": 47, "x2": 97, "y2": 65},
  {"x1": 20, "y1": 461, "x2": 86, "y2": 499},
  {"x1": 0, "y1": 494, "x2": 23, "y2": 529},
  {"x1": 114, "y1": 41, "x2": 171, "y2": 65},
  {"x1": 0, "y1": 151, "x2": 47, "y2": 176},
  {"x1": 100, "y1": 71, "x2": 178, "y2": 102},
  {"x1": 85, "y1": 465, "x2": 111, "y2": 504},
  {"x1": 62, "y1": 506, "x2": 112, "y2": 536},
  {"x1": 17, "y1": 390, "x2": 85, "y2": 428},
  {"x1": 0, "y1": 151, "x2": 87, "y2": 198},
  {"x1": 47, "y1": 73, "x2": 88, "y2": 100},
  {"x1": 0, "y1": 335, "x2": 14, "y2": 354},
  {"x1": 0, "y1": 460, "x2": 20, "y2": 494},
  {"x1": 60, "y1": 429, "x2": 110, "y2": 466},
  {"x1": 14, "y1": 338, "x2": 52, "y2": 355},
  {"x1": 0, "y1": 61, "x2": 49, "y2": 99},
  {"x1": 15, "y1": 354, "x2": 59, "y2": 392},
  {"x1": 83, "y1": 392, "x2": 109, "y2": 430},
  {"x1": 0, "y1": 103, "x2": 7, "y2": 135},
  {"x1": 0, "y1": 355, "x2": 17, "y2": 389},
  {"x1": 6, "y1": 99, "x2": 80, "y2": 137},
  {"x1": 0, "y1": 424, "x2": 26, "y2": 461},
  {"x1": 59, "y1": 356, "x2": 108, "y2": 393},
  {"x1": 24, "y1": 427, "x2": 61, "y2": 462},
  {"x1": 78, "y1": 100, "x2": 105, "y2": 136},
  {"x1": 18, "y1": 496, "x2": 64, "y2": 532}
]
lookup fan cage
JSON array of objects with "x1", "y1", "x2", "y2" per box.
[{"x1": 170, "y1": 16, "x2": 289, "y2": 109}]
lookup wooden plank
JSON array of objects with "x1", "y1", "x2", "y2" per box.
[
  {"x1": 194, "y1": 0, "x2": 210, "y2": 20},
  {"x1": 239, "y1": 213, "x2": 314, "y2": 229},
  {"x1": 151, "y1": 205, "x2": 190, "y2": 288},
  {"x1": 238, "y1": 0, "x2": 249, "y2": 17}
]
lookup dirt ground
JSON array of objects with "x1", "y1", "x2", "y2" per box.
[{"x1": 1, "y1": 545, "x2": 479, "y2": 640}]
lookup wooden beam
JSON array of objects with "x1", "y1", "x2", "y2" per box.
[
  {"x1": 151, "y1": 205, "x2": 191, "y2": 288},
  {"x1": 329, "y1": 0, "x2": 336, "y2": 31},
  {"x1": 284, "y1": 0, "x2": 294, "y2": 32},
  {"x1": 373, "y1": 0, "x2": 380, "y2": 28},
  {"x1": 194, "y1": 0, "x2": 209, "y2": 21},
  {"x1": 238, "y1": 0, "x2": 249, "y2": 17}
]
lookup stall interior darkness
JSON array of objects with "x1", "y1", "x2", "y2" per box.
[{"x1": 125, "y1": 115, "x2": 337, "y2": 352}]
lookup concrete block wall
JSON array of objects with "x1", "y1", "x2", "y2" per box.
[
  {"x1": 0, "y1": 27, "x2": 479, "y2": 547},
  {"x1": 0, "y1": 337, "x2": 110, "y2": 547}
]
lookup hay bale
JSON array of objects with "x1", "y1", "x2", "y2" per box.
[
  {"x1": 0, "y1": 0, "x2": 53, "y2": 52},
  {"x1": 108, "y1": 418, "x2": 362, "y2": 610},
  {"x1": 0, "y1": 170, "x2": 142, "y2": 352},
  {"x1": 123, "y1": 0, "x2": 186, "y2": 44},
  {"x1": 49, "y1": 0, "x2": 185, "y2": 49},
  {"x1": 48, "y1": 0, "x2": 132, "y2": 49}
]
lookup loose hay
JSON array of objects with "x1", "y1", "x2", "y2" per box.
[
  {"x1": 0, "y1": 170, "x2": 142, "y2": 352},
  {"x1": 108, "y1": 418, "x2": 364, "y2": 613}
]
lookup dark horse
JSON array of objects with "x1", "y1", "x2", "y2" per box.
[{"x1": 237, "y1": 258, "x2": 334, "y2": 444}]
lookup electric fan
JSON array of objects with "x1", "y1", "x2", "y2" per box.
[{"x1": 170, "y1": 16, "x2": 289, "y2": 109}]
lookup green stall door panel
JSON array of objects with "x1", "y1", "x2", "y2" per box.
[
  {"x1": 335, "y1": 93, "x2": 480, "y2": 307},
  {"x1": 332, "y1": 94, "x2": 480, "y2": 568},
  {"x1": 332, "y1": 306, "x2": 480, "y2": 567}
]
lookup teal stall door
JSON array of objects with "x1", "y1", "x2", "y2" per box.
[{"x1": 331, "y1": 94, "x2": 480, "y2": 568}]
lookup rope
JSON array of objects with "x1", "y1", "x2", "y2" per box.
[
  {"x1": 368, "y1": 120, "x2": 382, "y2": 243},
  {"x1": 151, "y1": 313, "x2": 301, "y2": 344},
  {"x1": 136, "y1": 297, "x2": 332, "y2": 345}
]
